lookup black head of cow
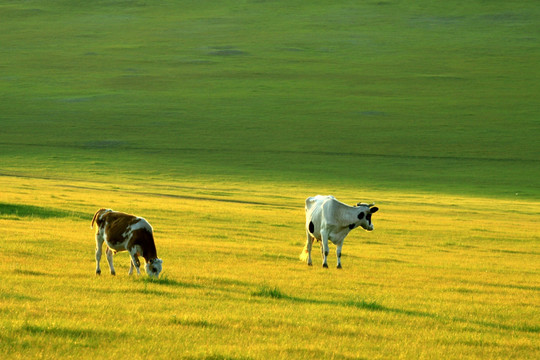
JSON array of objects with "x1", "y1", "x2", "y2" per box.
[{"x1": 355, "y1": 205, "x2": 379, "y2": 231}]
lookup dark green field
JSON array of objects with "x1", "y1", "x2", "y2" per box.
[{"x1": 1, "y1": 0, "x2": 538, "y2": 197}]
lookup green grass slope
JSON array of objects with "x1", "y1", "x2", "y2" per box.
[{"x1": 1, "y1": 0, "x2": 539, "y2": 197}]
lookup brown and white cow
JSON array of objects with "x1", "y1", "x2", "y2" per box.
[{"x1": 91, "y1": 208, "x2": 163, "y2": 278}]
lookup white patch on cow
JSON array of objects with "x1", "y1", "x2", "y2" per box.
[
  {"x1": 132, "y1": 245, "x2": 143, "y2": 256},
  {"x1": 128, "y1": 245, "x2": 143, "y2": 275},
  {"x1": 122, "y1": 227, "x2": 133, "y2": 242},
  {"x1": 133, "y1": 217, "x2": 152, "y2": 232},
  {"x1": 123, "y1": 218, "x2": 152, "y2": 240},
  {"x1": 101, "y1": 226, "x2": 108, "y2": 243}
]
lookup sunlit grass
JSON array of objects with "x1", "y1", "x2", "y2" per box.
[
  {"x1": 0, "y1": 175, "x2": 538, "y2": 359},
  {"x1": 251, "y1": 285, "x2": 287, "y2": 299}
]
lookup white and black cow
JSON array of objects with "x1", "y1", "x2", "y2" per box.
[
  {"x1": 300, "y1": 195, "x2": 379, "y2": 268},
  {"x1": 91, "y1": 208, "x2": 163, "y2": 278}
]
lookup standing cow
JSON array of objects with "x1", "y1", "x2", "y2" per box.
[
  {"x1": 91, "y1": 208, "x2": 163, "y2": 278},
  {"x1": 300, "y1": 195, "x2": 379, "y2": 268}
]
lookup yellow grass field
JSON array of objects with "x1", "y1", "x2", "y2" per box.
[{"x1": 1, "y1": 174, "x2": 538, "y2": 359}]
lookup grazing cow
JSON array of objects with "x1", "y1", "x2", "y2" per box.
[
  {"x1": 91, "y1": 208, "x2": 163, "y2": 278},
  {"x1": 300, "y1": 195, "x2": 379, "y2": 269}
]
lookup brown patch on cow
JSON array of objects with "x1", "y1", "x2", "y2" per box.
[
  {"x1": 99, "y1": 211, "x2": 158, "y2": 262},
  {"x1": 127, "y1": 228, "x2": 158, "y2": 261},
  {"x1": 100, "y1": 212, "x2": 137, "y2": 243}
]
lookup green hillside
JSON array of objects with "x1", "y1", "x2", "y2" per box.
[{"x1": 1, "y1": 0, "x2": 538, "y2": 197}]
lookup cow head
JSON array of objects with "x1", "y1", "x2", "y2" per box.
[
  {"x1": 355, "y1": 203, "x2": 379, "y2": 231},
  {"x1": 146, "y1": 258, "x2": 163, "y2": 278}
]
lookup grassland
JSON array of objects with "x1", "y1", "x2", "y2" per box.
[
  {"x1": 1, "y1": 177, "x2": 539, "y2": 359},
  {"x1": 1, "y1": 0, "x2": 539, "y2": 359}
]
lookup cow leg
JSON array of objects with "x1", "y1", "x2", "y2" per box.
[
  {"x1": 128, "y1": 249, "x2": 141, "y2": 276},
  {"x1": 105, "y1": 247, "x2": 116, "y2": 275},
  {"x1": 95, "y1": 233, "x2": 103, "y2": 275},
  {"x1": 336, "y1": 242, "x2": 343, "y2": 269},
  {"x1": 302, "y1": 232, "x2": 314, "y2": 266},
  {"x1": 307, "y1": 236, "x2": 314, "y2": 266},
  {"x1": 321, "y1": 231, "x2": 329, "y2": 268}
]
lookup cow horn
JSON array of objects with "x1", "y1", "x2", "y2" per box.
[{"x1": 356, "y1": 202, "x2": 375, "y2": 207}]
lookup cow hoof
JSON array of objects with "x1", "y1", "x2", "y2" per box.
[
  {"x1": 323, "y1": 263, "x2": 328, "y2": 268},
  {"x1": 307, "y1": 262, "x2": 313, "y2": 266},
  {"x1": 111, "y1": 271, "x2": 116, "y2": 276},
  {"x1": 96, "y1": 270, "x2": 101, "y2": 275},
  {"x1": 337, "y1": 264, "x2": 342, "y2": 269}
]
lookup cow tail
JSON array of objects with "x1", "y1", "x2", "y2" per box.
[
  {"x1": 91, "y1": 208, "x2": 105, "y2": 229},
  {"x1": 299, "y1": 243, "x2": 309, "y2": 262}
]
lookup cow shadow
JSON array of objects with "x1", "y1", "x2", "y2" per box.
[
  {"x1": 282, "y1": 295, "x2": 538, "y2": 334},
  {"x1": 285, "y1": 295, "x2": 435, "y2": 319},
  {"x1": 136, "y1": 276, "x2": 204, "y2": 289}
]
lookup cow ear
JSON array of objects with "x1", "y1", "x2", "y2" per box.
[
  {"x1": 370, "y1": 207, "x2": 379, "y2": 214},
  {"x1": 358, "y1": 212, "x2": 365, "y2": 220}
]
